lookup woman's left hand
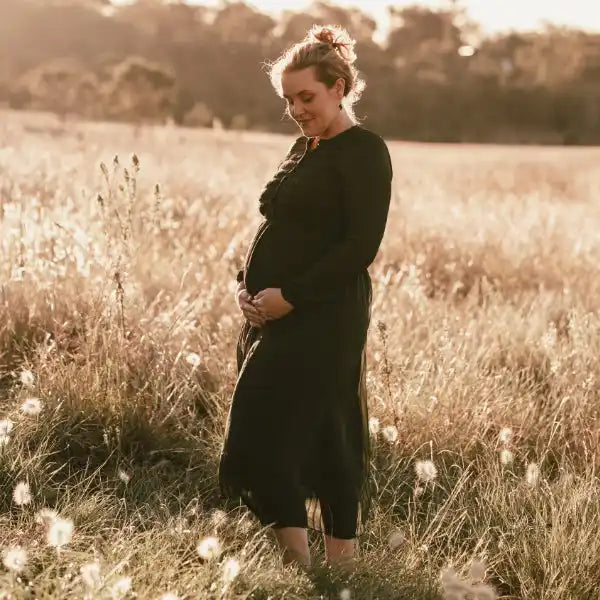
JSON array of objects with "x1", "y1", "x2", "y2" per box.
[{"x1": 252, "y1": 288, "x2": 294, "y2": 320}]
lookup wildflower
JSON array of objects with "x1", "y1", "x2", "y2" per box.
[
  {"x1": 118, "y1": 470, "x2": 131, "y2": 484},
  {"x1": 498, "y1": 427, "x2": 512, "y2": 444},
  {"x1": 21, "y1": 397, "x2": 43, "y2": 416},
  {"x1": 499, "y1": 449, "x2": 514, "y2": 466},
  {"x1": 387, "y1": 529, "x2": 404, "y2": 550},
  {"x1": 13, "y1": 481, "x2": 32, "y2": 506},
  {"x1": 35, "y1": 508, "x2": 58, "y2": 525},
  {"x1": 197, "y1": 536, "x2": 221, "y2": 560},
  {"x1": 525, "y1": 462, "x2": 541, "y2": 486},
  {"x1": 415, "y1": 459, "x2": 438, "y2": 483},
  {"x1": 81, "y1": 562, "x2": 102, "y2": 589},
  {"x1": 222, "y1": 557, "x2": 240, "y2": 583},
  {"x1": 2, "y1": 547, "x2": 28, "y2": 573},
  {"x1": 0, "y1": 419, "x2": 14, "y2": 436},
  {"x1": 368, "y1": 417, "x2": 380, "y2": 435},
  {"x1": 186, "y1": 352, "x2": 202, "y2": 367},
  {"x1": 339, "y1": 589, "x2": 352, "y2": 600},
  {"x1": 47, "y1": 517, "x2": 74, "y2": 548},
  {"x1": 382, "y1": 425, "x2": 398, "y2": 443},
  {"x1": 110, "y1": 576, "x2": 132, "y2": 599},
  {"x1": 19, "y1": 369, "x2": 35, "y2": 388}
]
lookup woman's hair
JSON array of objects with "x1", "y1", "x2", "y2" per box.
[{"x1": 267, "y1": 24, "x2": 366, "y2": 122}]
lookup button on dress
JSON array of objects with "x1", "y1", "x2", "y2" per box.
[{"x1": 218, "y1": 124, "x2": 393, "y2": 538}]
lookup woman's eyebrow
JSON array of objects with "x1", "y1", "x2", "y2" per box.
[{"x1": 283, "y1": 90, "x2": 313, "y2": 99}]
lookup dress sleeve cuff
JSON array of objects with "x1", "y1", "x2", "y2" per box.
[{"x1": 280, "y1": 284, "x2": 299, "y2": 309}]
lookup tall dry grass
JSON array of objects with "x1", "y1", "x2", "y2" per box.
[{"x1": 1, "y1": 109, "x2": 600, "y2": 599}]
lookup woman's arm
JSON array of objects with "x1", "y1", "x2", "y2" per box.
[{"x1": 280, "y1": 134, "x2": 393, "y2": 309}]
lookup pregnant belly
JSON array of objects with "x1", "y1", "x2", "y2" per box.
[{"x1": 244, "y1": 221, "x2": 327, "y2": 296}]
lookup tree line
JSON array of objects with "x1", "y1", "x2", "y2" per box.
[{"x1": 1, "y1": 0, "x2": 599, "y2": 144}]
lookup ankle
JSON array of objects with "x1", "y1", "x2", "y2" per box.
[{"x1": 282, "y1": 548, "x2": 311, "y2": 568}]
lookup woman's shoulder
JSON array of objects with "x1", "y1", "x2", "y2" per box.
[
  {"x1": 337, "y1": 125, "x2": 392, "y2": 169},
  {"x1": 349, "y1": 125, "x2": 389, "y2": 151}
]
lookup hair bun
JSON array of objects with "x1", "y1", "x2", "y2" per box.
[{"x1": 309, "y1": 25, "x2": 357, "y2": 64}]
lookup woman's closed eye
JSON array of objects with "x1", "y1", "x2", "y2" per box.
[{"x1": 286, "y1": 96, "x2": 314, "y2": 106}]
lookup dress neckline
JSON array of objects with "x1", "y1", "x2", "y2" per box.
[{"x1": 309, "y1": 124, "x2": 360, "y2": 150}]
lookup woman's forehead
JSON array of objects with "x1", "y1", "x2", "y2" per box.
[{"x1": 281, "y1": 67, "x2": 321, "y2": 96}]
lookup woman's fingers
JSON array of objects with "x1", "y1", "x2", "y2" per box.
[{"x1": 241, "y1": 303, "x2": 266, "y2": 326}]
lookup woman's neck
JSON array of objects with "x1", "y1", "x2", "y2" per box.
[{"x1": 319, "y1": 112, "x2": 356, "y2": 140}]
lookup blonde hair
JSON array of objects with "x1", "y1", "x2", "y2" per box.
[{"x1": 267, "y1": 24, "x2": 366, "y2": 122}]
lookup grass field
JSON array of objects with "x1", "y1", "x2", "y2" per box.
[{"x1": 1, "y1": 109, "x2": 600, "y2": 599}]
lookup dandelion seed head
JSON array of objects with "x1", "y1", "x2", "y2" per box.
[
  {"x1": 2, "y1": 547, "x2": 28, "y2": 572},
  {"x1": 21, "y1": 397, "x2": 43, "y2": 416},
  {"x1": 387, "y1": 529, "x2": 404, "y2": 550},
  {"x1": 211, "y1": 509, "x2": 227, "y2": 528},
  {"x1": 110, "y1": 575, "x2": 132, "y2": 599},
  {"x1": 197, "y1": 536, "x2": 221, "y2": 560},
  {"x1": 222, "y1": 557, "x2": 240, "y2": 583},
  {"x1": 382, "y1": 425, "x2": 398, "y2": 443},
  {"x1": 0, "y1": 419, "x2": 14, "y2": 436},
  {"x1": 339, "y1": 589, "x2": 352, "y2": 600},
  {"x1": 469, "y1": 559, "x2": 487, "y2": 582},
  {"x1": 80, "y1": 562, "x2": 102, "y2": 589},
  {"x1": 415, "y1": 459, "x2": 438, "y2": 482},
  {"x1": 525, "y1": 462, "x2": 541, "y2": 486},
  {"x1": 186, "y1": 352, "x2": 202, "y2": 367},
  {"x1": 118, "y1": 469, "x2": 131, "y2": 484},
  {"x1": 498, "y1": 427, "x2": 513, "y2": 444},
  {"x1": 440, "y1": 567, "x2": 471, "y2": 596},
  {"x1": 499, "y1": 449, "x2": 514, "y2": 465},
  {"x1": 368, "y1": 417, "x2": 380, "y2": 435},
  {"x1": 13, "y1": 481, "x2": 32, "y2": 506},
  {"x1": 19, "y1": 369, "x2": 35, "y2": 388},
  {"x1": 35, "y1": 507, "x2": 58, "y2": 525},
  {"x1": 471, "y1": 582, "x2": 497, "y2": 600},
  {"x1": 47, "y1": 517, "x2": 74, "y2": 548}
]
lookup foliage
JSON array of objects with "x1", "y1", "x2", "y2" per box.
[{"x1": 0, "y1": 0, "x2": 598, "y2": 141}]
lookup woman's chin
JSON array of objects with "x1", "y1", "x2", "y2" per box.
[{"x1": 299, "y1": 120, "x2": 316, "y2": 134}]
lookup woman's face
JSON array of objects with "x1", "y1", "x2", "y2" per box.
[{"x1": 281, "y1": 66, "x2": 344, "y2": 138}]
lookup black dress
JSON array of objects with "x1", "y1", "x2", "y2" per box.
[{"x1": 218, "y1": 124, "x2": 393, "y2": 539}]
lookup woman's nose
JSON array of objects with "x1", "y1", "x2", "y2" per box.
[{"x1": 289, "y1": 100, "x2": 304, "y2": 117}]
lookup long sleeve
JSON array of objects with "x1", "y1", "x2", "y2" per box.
[{"x1": 280, "y1": 134, "x2": 392, "y2": 309}]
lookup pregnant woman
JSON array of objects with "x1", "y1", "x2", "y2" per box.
[{"x1": 218, "y1": 24, "x2": 393, "y2": 570}]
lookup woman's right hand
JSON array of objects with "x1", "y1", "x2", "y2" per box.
[{"x1": 236, "y1": 284, "x2": 267, "y2": 328}]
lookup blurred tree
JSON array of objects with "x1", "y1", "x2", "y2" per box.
[
  {"x1": 104, "y1": 56, "x2": 176, "y2": 123},
  {"x1": 19, "y1": 58, "x2": 90, "y2": 116},
  {"x1": 212, "y1": 2, "x2": 276, "y2": 45},
  {"x1": 1, "y1": 0, "x2": 599, "y2": 143},
  {"x1": 182, "y1": 101, "x2": 213, "y2": 127}
]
